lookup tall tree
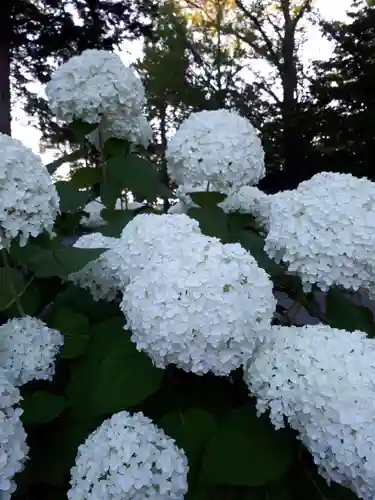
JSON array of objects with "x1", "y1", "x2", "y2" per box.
[
  {"x1": 310, "y1": 1, "x2": 375, "y2": 180},
  {"x1": 1, "y1": 0, "x2": 156, "y2": 137}
]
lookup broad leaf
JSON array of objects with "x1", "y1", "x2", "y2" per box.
[
  {"x1": 0, "y1": 267, "x2": 25, "y2": 311},
  {"x1": 55, "y1": 181, "x2": 90, "y2": 213},
  {"x1": 69, "y1": 119, "x2": 97, "y2": 141},
  {"x1": 99, "y1": 208, "x2": 136, "y2": 237},
  {"x1": 100, "y1": 178, "x2": 122, "y2": 209},
  {"x1": 325, "y1": 289, "x2": 375, "y2": 336},
  {"x1": 70, "y1": 167, "x2": 101, "y2": 188},
  {"x1": 21, "y1": 391, "x2": 70, "y2": 426},
  {"x1": 188, "y1": 207, "x2": 228, "y2": 241},
  {"x1": 50, "y1": 307, "x2": 90, "y2": 358},
  {"x1": 201, "y1": 404, "x2": 294, "y2": 486},
  {"x1": 46, "y1": 147, "x2": 88, "y2": 175},
  {"x1": 190, "y1": 192, "x2": 227, "y2": 208}
]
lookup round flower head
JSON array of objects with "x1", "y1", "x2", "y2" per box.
[
  {"x1": 88, "y1": 114, "x2": 152, "y2": 149},
  {"x1": 244, "y1": 324, "x2": 375, "y2": 500},
  {"x1": 121, "y1": 239, "x2": 276, "y2": 375},
  {"x1": 46, "y1": 49, "x2": 146, "y2": 124},
  {"x1": 69, "y1": 233, "x2": 123, "y2": 301},
  {"x1": 0, "y1": 134, "x2": 59, "y2": 248},
  {"x1": 264, "y1": 172, "x2": 375, "y2": 294},
  {"x1": 68, "y1": 410, "x2": 189, "y2": 500},
  {"x1": 166, "y1": 109, "x2": 265, "y2": 192},
  {"x1": 0, "y1": 316, "x2": 64, "y2": 387},
  {"x1": 117, "y1": 213, "x2": 203, "y2": 284},
  {"x1": 80, "y1": 198, "x2": 145, "y2": 229},
  {"x1": 0, "y1": 369, "x2": 28, "y2": 499}
]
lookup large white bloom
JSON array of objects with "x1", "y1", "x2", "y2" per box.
[
  {"x1": 69, "y1": 233, "x2": 123, "y2": 301},
  {"x1": 0, "y1": 134, "x2": 59, "y2": 249},
  {"x1": 244, "y1": 324, "x2": 375, "y2": 500},
  {"x1": 264, "y1": 172, "x2": 375, "y2": 294},
  {"x1": 121, "y1": 239, "x2": 276, "y2": 375},
  {"x1": 0, "y1": 316, "x2": 64, "y2": 387},
  {"x1": 80, "y1": 197, "x2": 145, "y2": 229},
  {"x1": 68, "y1": 411, "x2": 189, "y2": 500},
  {"x1": 117, "y1": 213, "x2": 203, "y2": 285},
  {"x1": 0, "y1": 369, "x2": 28, "y2": 499},
  {"x1": 46, "y1": 49, "x2": 145, "y2": 124},
  {"x1": 166, "y1": 110, "x2": 265, "y2": 192}
]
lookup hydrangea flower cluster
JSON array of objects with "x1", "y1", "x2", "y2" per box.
[
  {"x1": 0, "y1": 316, "x2": 64, "y2": 387},
  {"x1": 117, "y1": 213, "x2": 203, "y2": 284},
  {"x1": 0, "y1": 369, "x2": 28, "y2": 499},
  {"x1": 244, "y1": 324, "x2": 375, "y2": 500},
  {"x1": 46, "y1": 49, "x2": 146, "y2": 125},
  {"x1": 263, "y1": 172, "x2": 375, "y2": 293},
  {"x1": 69, "y1": 233, "x2": 123, "y2": 301},
  {"x1": 68, "y1": 410, "x2": 189, "y2": 500},
  {"x1": 80, "y1": 197, "x2": 145, "y2": 228},
  {"x1": 122, "y1": 238, "x2": 276, "y2": 375},
  {"x1": 0, "y1": 133, "x2": 59, "y2": 249},
  {"x1": 88, "y1": 114, "x2": 153, "y2": 149},
  {"x1": 166, "y1": 109, "x2": 265, "y2": 192}
]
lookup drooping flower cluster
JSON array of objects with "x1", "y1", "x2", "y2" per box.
[
  {"x1": 122, "y1": 235, "x2": 276, "y2": 375},
  {"x1": 69, "y1": 233, "x2": 123, "y2": 301},
  {"x1": 0, "y1": 316, "x2": 64, "y2": 387},
  {"x1": 88, "y1": 114, "x2": 153, "y2": 149},
  {"x1": 0, "y1": 133, "x2": 59, "y2": 249},
  {"x1": 0, "y1": 369, "x2": 28, "y2": 499},
  {"x1": 264, "y1": 172, "x2": 375, "y2": 293},
  {"x1": 46, "y1": 49, "x2": 146, "y2": 125},
  {"x1": 80, "y1": 197, "x2": 145, "y2": 228},
  {"x1": 166, "y1": 109, "x2": 265, "y2": 192},
  {"x1": 244, "y1": 324, "x2": 375, "y2": 500},
  {"x1": 68, "y1": 410, "x2": 189, "y2": 500}
]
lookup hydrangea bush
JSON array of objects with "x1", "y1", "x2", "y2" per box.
[{"x1": 0, "y1": 48, "x2": 373, "y2": 500}]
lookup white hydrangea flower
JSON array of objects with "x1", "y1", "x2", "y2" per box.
[
  {"x1": 117, "y1": 213, "x2": 203, "y2": 285},
  {"x1": 0, "y1": 368, "x2": 28, "y2": 499},
  {"x1": 264, "y1": 172, "x2": 375, "y2": 294},
  {"x1": 244, "y1": 324, "x2": 375, "y2": 500},
  {"x1": 69, "y1": 233, "x2": 124, "y2": 301},
  {"x1": 221, "y1": 186, "x2": 272, "y2": 224},
  {"x1": 166, "y1": 110, "x2": 265, "y2": 192},
  {"x1": 80, "y1": 197, "x2": 145, "y2": 229},
  {"x1": 121, "y1": 239, "x2": 276, "y2": 375},
  {"x1": 88, "y1": 114, "x2": 153, "y2": 149},
  {"x1": 0, "y1": 134, "x2": 59, "y2": 249},
  {"x1": 0, "y1": 316, "x2": 64, "y2": 387},
  {"x1": 46, "y1": 49, "x2": 146, "y2": 124},
  {"x1": 68, "y1": 411, "x2": 189, "y2": 500}
]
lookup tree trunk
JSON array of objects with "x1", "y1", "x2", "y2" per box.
[{"x1": 0, "y1": 2, "x2": 12, "y2": 136}]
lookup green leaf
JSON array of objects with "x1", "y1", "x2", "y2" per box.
[
  {"x1": 32, "y1": 417, "x2": 96, "y2": 485},
  {"x1": 160, "y1": 408, "x2": 218, "y2": 477},
  {"x1": 69, "y1": 119, "x2": 97, "y2": 142},
  {"x1": 107, "y1": 154, "x2": 171, "y2": 202},
  {"x1": 70, "y1": 167, "x2": 102, "y2": 188},
  {"x1": 325, "y1": 289, "x2": 375, "y2": 336},
  {"x1": 55, "y1": 181, "x2": 90, "y2": 213},
  {"x1": 103, "y1": 138, "x2": 131, "y2": 158},
  {"x1": 5, "y1": 281, "x2": 41, "y2": 317},
  {"x1": 100, "y1": 178, "x2": 122, "y2": 209},
  {"x1": 46, "y1": 147, "x2": 88, "y2": 175},
  {"x1": 93, "y1": 334, "x2": 164, "y2": 415},
  {"x1": 190, "y1": 191, "x2": 227, "y2": 208},
  {"x1": 201, "y1": 404, "x2": 294, "y2": 486},
  {"x1": 21, "y1": 391, "x2": 70, "y2": 426},
  {"x1": 99, "y1": 209, "x2": 136, "y2": 237},
  {"x1": 50, "y1": 307, "x2": 90, "y2": 358},
  {"x1": 13, "y1": 244, "x2": 106, "y2": 278},
  {"x1": 188, "y1": 207, "x2": 228, "y2": 241},
  {"x1": 0, "y1": 267, "x2": 25, "y2": 311}
]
